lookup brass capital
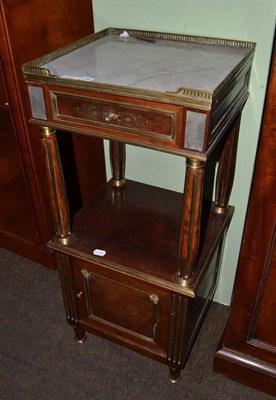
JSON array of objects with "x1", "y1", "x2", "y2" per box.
[
  {"x1": 175, "y1": 273, "x2": 195, "y2": 287},
  {"x1": 111, "y1": 178, "x2": 126, "y2": 187},
  {"x1": 39, "y1": 126, "x2": 56, "y2": 137},
  {"x1": 214, "y1": 205, "x2": 229, "y2": 214},
  {"x1": 56, "y1": 235, "x2": 71, "y2": 245},
  {"x1": 186, "y1": 158, "x2": 205, "y2": 169}
]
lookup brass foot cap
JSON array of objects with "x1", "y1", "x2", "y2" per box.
[
  {"x1": 74, "y1": 334, "x2": 86, "y2": 344},
  {"x1": 169, "y1": 374, "x2": 181, "y2": 384}
]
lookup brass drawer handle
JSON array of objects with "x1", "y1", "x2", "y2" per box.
[
  {"x1": 104, "y1": 111, "x2": 120, "y2": 122},
  {"x1": 81, "y1": 269, "x2": 92, "y2": 279},
  {"x1": 149, "y1": 293, "x2": 159, "y2": 304}
]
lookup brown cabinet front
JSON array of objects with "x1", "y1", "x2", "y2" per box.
[{"x1": 73, "y1": 258, "x2": 170, "y2": 357}]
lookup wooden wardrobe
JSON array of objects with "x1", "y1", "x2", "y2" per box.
[
  {"x1": 0, "y1": 0, "x2": 106, "y2": 268},
  {"x1": 214, "y1": 39, "x2": 276, "y2": 396}
]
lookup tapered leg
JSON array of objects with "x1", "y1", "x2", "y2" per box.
[
  {"x1": 167, "y1": 294, "x2": 190, "y2": 382},
  {"x1": 39, "y1": 126, "x2": 71, "y2": 243},
  {"x1": 74, "y1": 327, "x2": 86, "y2": 344},
  {"x1": 177, "y1": 158, "x2": 205, "y2": 284},
  {"x1": 56, "y1": 253, "x2": 86, "y2": 343},
  {"x1": 215, "y1": 112, "x2": 241, "y2": 213},
  {"x1": 169, "y1": 367, "x2": 181, "y2": 383},
  {"x1": 109, "y1": 140, "x2": 126, "y2": 187}
]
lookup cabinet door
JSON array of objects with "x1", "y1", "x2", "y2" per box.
[{"x1": 73, "y1": 258, "x2": 171, "y2": 360}]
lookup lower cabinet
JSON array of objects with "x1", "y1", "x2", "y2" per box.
[
  {"x1": 55, "y1": 234, "x2": 226, "y2": 381},
  {"x1": 76, "y1": 261, "x2": 171, "y2": 358}
]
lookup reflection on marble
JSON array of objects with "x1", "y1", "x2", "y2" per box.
[
  {"x1": 28, "y1": 86, "x2": 46, "y2": 120},
  {"x1": 42, "y1": 34, "x2": 251, "y2": 93},
  {"x1": 185, "y1": 111, "x2": 206, "y2": 151}
]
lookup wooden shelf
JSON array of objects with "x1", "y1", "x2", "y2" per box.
[{"x1": 49, "y1": 179, "x2": 233, "y2": 292}]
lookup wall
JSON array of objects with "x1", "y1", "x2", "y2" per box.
[{"x1": 93, "y1": 0, "x2": 275, "y2": 304}]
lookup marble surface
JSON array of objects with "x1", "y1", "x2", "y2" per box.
[
  {"x1": 28, "y1": 86, "x2": 46, "y2": 120},
  {"x1": 42, "y1": 33, "x2": 252, "y2": 93}
]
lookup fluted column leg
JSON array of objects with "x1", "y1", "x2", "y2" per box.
[
  {"x1": 215, "y1": 112, "x2": 241, "y2": 214},
  {"x1": 109, "y1": 140, "x2": 126, "y2": 187},
  {"x1": 40, "y1": 126, "x2": 71, "y2": 243},
  {"x1": 177, "y1": 158, "x2": 205, "y2": 284}
]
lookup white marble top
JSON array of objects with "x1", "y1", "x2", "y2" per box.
[{"x1": 42, "y1": 33, "x2": 252, "y2": 93}]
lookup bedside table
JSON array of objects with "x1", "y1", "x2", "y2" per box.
[{"x1": 22, "y1": 28, "x2": 255, "y2": 382}]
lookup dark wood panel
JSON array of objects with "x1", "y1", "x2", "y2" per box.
[
  {"x1": 75, "y1": 265, "x2": 170, "y2": 347},
  {"x1": 0, "y1": 62, "x2": 8, "y2": 108},
  {"x1": 214, "y1": 39, "x2": 276, "y2": 397},
  {"x1": 6, "y1": 0, "x2": 94, "y2": 64},
  {"x1": 251, "y1": 231, "x2": 276, "y2": 349},
  {"x1": 0, "y1": 111, "x2": 21, "y2": 183}
]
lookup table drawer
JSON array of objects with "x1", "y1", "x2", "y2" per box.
[
  {"x1": 50, "y1": 89, "x2": 184, "y2": 148},
  {"x1": 73, "y1": 259, "x2": 170, "y2": 353}
]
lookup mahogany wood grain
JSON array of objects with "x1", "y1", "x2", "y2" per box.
[
  {"x1": 51, "y1": 206, "x2": 230, "y2": 378},
  {"x1": 46, "y1": 86, "x2": 184, "y2": 152},
  {"x1": 214, "y1": 40, "x2": 276, "y2": 396},
  {"x1": 6, "y1": 0, "x2": 94, "y2": 64},
  {"x1": 54, "y1": 92, "x2": 177, "y2": 137},
  {"x1": 40, "y1": 127, "x2": 71, "y2": 240},
  {"x1": 178, "y1": 159, "x2": 205, "y2": 281},
  {"x1": 0, "y1": 62, "x2": 8, "y2": 107},
  {"x1": 76, "y1": 265, "x2": 170, "y2": 348},
  {"x1": 49, "y1": 180, "x2": 233, "y2": 287}
]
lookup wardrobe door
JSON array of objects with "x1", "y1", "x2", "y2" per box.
[{"x1": 214, "y1": 40, "x2": 276, "y2": 397}]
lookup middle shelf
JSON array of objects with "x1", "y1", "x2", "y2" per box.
[{"x1": 49, "y1": 179, "x2": 234, "y2": 295}]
